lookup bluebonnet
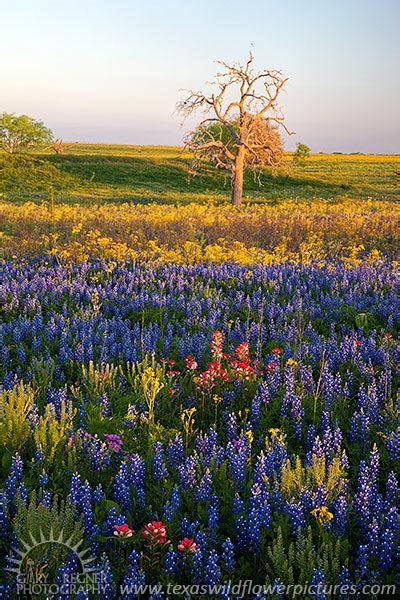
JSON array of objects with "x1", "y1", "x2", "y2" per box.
[
  {"x1": 310, "y1": 568, "x2": 327, "y2": 600},
  {"x1": 153, "y1": 441, "x2": 168, "y2": 480},
  {"x1": 5, "y1": 454, "x2": 24, "y2": 506},
  {"x1": 227, "y1": 437, "x2": 249, "y2": 490},
  {"x1": 163, "y1": 485, "x2": 181, "y2": 521},
  {"x1": 163, "y1": 547, "x2": 180, "y2": 575},
  {"x1": 68, "y1": 473, "x2": 95, "y2": 534},
  {"x1": 205, "y1": 550, "x2": 221, "y2": 584},
  {"x1": 195, "y1": 470, "x2": 213, "y2": 501},
  {"x1": 221, "y1": 537, "x2": 236, "y2": 573},
  {"x1": 166, "y1": 434, "x2": 185, "y2": 469}
]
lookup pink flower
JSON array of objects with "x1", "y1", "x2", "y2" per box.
[
  {"x1": 104, "y1": 433, "x2": 123, "y2": 453},
  {"x1": 177, "y1": 537, "x2": 197, "y2": 553},
  {"x1": 113, "y1": 523, "x2": 134, "y2": 538},
  {"x1": 143, "y1": 520, "x2": 168, "y2": 544}
]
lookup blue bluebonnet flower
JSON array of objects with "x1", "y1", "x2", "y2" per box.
[
  {"x1": 5, "y1": 454, "x2": 24, "y2": 506},
  {"x1": 153, "y1": 441, "x2": 168, "y2": 480},
  {"x1": 227, "y1": 437, "x2": 249, "y2": 490},
  {"x1": 207, "y1": 495, "x2": 220, "y2": 544},
  {"x1": 38, "y1": 470, "x2": 49, "y2": 487},
  {"x1": 163, "y1": 485, "x2": 181, "y2": 522},
  {"x1": 178, "y1": 455, "x2": 197, "y2": 490},
  {"x1": 310, "y1": 568, "x2": 327, "y2": 600},
  {"x1": 163, "y1": 546, "x2": 180, "y2": 575},
  {"x1": 93, "y1": 483, "x2": 104, "y2": 503},
  {"x1": 102, "y1": 507, "x2": 127, "y2": 536},
  {"x1": 221, "y1": 537, "x2": 236, "y2": 573},
  {"x1": 190, "y1": 548, "x2": 205, "y2": 584},
  {"x1": 195, "y1": 470, "x2": 213, "y2": 502},
  {"x1": 205, "y1": 550, "x2": 221, "y2": 584},
  {"x1": 0, "y1": 492, "x2": 10, "y2": 538},
  {"x1": 68, "y1": 473, "x2": 95, "y2": 534},
  {"x1": 166, "y1": 434, "x2": 185, "y2": 469},
  {"x1": 356, "y1": 544, "x2": 369, "y2": 579}
]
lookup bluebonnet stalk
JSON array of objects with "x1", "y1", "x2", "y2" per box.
[
  {"x1": 153, "y1": 441, "x2": 168, "y2": 480},
  {"x1": 206, "y1": 550, "x2": 221, "y2": 585},
  {"x1": 163, "y1": 485, "x2": 181, "y2": 521},
  {"x1": 221, "y1": 538, "x2": 236, "y2": 573}
]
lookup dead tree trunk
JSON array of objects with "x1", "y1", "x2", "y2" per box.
[
  {"x1": 177, "y1": 53, "x2": 291, "y2": 206},
  {"x1": 231, "y1": 145, "x2": 245, "y2": 205}
]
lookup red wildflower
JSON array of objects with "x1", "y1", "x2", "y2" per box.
[
  {"x1": 266, "y1": 361, "x2": 277, "y2": 372},
  {"x1": 230, "y1": 359, "x2": 256, "y2": 380},
  {"x1": 113, "y1": 523, "x2": 134, "y2": 538},
  {"x1": 177, "y1": 537, "x2": 197, "y2": 553},
  {"x1": 234, "y1": 341, "x2": 250, "y2": 362},
  {"x1": 185, "y1": 355, "x2": 198, "y2": 370},
  {"x1": 354, "y1": 340, "x2": 362, "y2": 347},
  {"x1": 143, "y1": 521, "x2": 168, "y2": 544},
  {"x1": 271, "y1": 347, "x2": 283, "y2": 355},
  {"x1": 197, "y1": 361, "x2": 230, "y2": 389},
  {"x1": 167, "y1": 369, "x2": 180, "y2": 376}
]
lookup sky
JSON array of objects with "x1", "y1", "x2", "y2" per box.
[{"x1": 1, "y1": 0, "x2": 399, "y2": 152}]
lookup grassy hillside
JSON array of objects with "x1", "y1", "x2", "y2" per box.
[{"x1": 4, "y1": 144, "x2": 398, "y2": 204}]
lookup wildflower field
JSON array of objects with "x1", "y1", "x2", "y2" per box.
[{"x1": 0, "y1": 148, "x2": 399, "y2": 598}]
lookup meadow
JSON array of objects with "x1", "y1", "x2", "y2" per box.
[{"x1": 0, "y1": 147, "x2": 399, "y2": 598}]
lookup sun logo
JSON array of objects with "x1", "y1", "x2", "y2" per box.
[{"x1": 6, "y1": 527, "x2": 97, "y2": 579}]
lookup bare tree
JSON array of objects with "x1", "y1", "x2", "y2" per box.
[
  {"x1": 51, "y1": 138, "x2": 75, "y2": 155},
  {"x1": 177, "y1": 53, "x2": 291, "y2": 205}
]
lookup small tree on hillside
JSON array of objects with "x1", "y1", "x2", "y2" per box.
[
  {"x1": 177, "y1": 53, "x2": 291, "y2": 205},
  {"x1": 293, "y1": 142, "x2": 311, "y2": 165},
  {"x1": 0, "y1": 112, "x2": 52, "y2": 154}
]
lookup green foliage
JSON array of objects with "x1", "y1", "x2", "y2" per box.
[
  {"x1": 0, "y1": 382, "x2": 34, "y2": 453},
  {"x1": 265, "y1": 526, "x2": 347, "y2": 585},
  {"x1": 13, "y1": 492, "x2": 84, "y2": 577},
  {"x1": 0, "y1": 112, "x2": 52, "y2": 154},
  {"x1": 293, "y1": 142, "x2": 311, "y2": 165},
  {"x1": 0, "y1": 154, "x2": 76, "y2": 196},
  {"x1": 33, "y1": 400, "x2": 76, "y2": 465},
  {"x1": 2, "y1": 144, "x2": 398, "y2": 203},
  {"x1": 81, "y1": 360, "x2": 119, "y2": 398},
  {"x1": 30, "y1": 357, "x2": 55, "y2": 404}
]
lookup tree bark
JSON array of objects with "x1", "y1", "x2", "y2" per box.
[{"x1": 231, "y1": 145, "x2": 245, "y2": 205}]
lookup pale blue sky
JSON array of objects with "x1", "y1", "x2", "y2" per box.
[{"x1": 1, "y1": 0, "x2": 399, "y2": 152}]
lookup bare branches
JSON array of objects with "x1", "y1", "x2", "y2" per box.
[
  {"x1": 177, "y1": 52, "x2": 291, "y2": 204},
  {"x1": 50, "y1": 138, "x2": 75, "y2": 155}
]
